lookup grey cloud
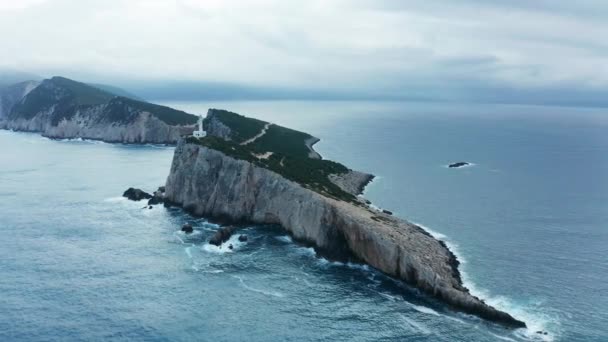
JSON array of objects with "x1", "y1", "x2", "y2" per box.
[{"x1": 0, "y1": 0, "x2": 607, "y2": 107}]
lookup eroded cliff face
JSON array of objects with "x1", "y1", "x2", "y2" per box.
[
  {"x1": 165, "y1": 139, "x2": 526, "y2": 328},
  {"x1": 204, "y1": 110, "x2": 233, "y2": 140},
  {"x1": 0, "y1": 81, "x2": 39, "y2": 119},
  {"x1": 0, "y1": 77, "x2": 196, "y2": 144},
  {"x1": 0, "y1": 103, "x2": 193, "y2": 144}
]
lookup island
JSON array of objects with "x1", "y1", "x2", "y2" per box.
[
  {"x1": 162, "y1": 109, "x2": 526, "y2": 328},
  {"x1": 0, "y1": 76, "x2": 197, "y2": 144},
  {"x1": 449, "y1": 162, "x2": 470, "y2": 168}
]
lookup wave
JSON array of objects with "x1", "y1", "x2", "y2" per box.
[
  {"x1": 414, "y1": 221, "x2": 559, "y2": 341},
  {"x1": 275, "y1": 235, "x2": 293, "y2": 243},
  {"x1": 201, "y1": 233, "x2": 246, "y2": 254},
  {"x1": 411, "y1": 304, "x2": 440, "y2": 316},
  {"x1": 233, "y1": 275, "x2": 284, "y2": 298},
  {"x1": 399, "y1": 315, "x2": 431, "y2": 335}
]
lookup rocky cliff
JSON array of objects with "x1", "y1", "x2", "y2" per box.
[
  {"x1": 0, "y1": 76, "x2": 197, "y2": 144},
  {"x1": 0, "y1": 80, "x2": 39, "y2": 119},
  {"x1": 164, "y1": 138, "x2": 526, "y2": 328}
]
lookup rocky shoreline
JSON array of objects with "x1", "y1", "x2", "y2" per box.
[{"x1": 161, "y1": 138, "x2": 526, "y2": 328}]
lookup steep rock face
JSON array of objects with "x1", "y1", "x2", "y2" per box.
[
  {"x1": 328, "y1": 170, "x2": 374, "y2": 196},
  {"x1": 0, "y1": 81, "x2": 39, "y2": 119},
  {"x1": 0, "y1": 102, "x2": 193, "y2": 144},
  {"x1": 204, "y1": 110, "x2": 232, "y2": 140},
  {"x1": 0, "y1": 77, "x2": 196, "y2": 144},
  {"x1": 165, "y1": 139, "x2": 526, "y2": 328}
]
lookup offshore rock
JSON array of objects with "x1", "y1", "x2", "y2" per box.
[
  {"x1": 123, "y1": 188, "x2": 152, "y2": 201},
  {"x1": 209, "y1": 226, "x2": 238, "y2": 246},
  {"x1": 449, "y1": 162, "x2": 470, "y2": 168},
  {"x1": 164, "y1": 139, "x2": 526, "y2": 328},
  {"x1": 181, "y1": 223, "x2": 194, "y2": 234}
]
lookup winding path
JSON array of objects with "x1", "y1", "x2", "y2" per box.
[{"x1": 241, "y1": 123, "x2": 271, "y2": 145}]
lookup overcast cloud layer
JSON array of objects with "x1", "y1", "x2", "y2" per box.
[{"x1": 1, "y1": 0, "x2": 607, "y2": 105}]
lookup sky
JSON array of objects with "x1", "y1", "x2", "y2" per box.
[{"x1": 1, "y1": 0, "x2": 607, "y2": 104}]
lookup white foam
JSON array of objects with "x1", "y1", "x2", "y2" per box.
[
  {"x1": 103, "y1": 196, "x2": 127, "y2": 203},
  {"x1": 202, "y1": 269, "x2": 224, "y2": 274},
  {"x1": 275, "y1": 235, "x2": 293, "y2": 243},
  {"x1": 414, "y1": 221, "x2": 559, "y2": 341},
  {"x1": 399, "y1": 315, "x2": 431, "y2": 335},
  {"x1": 378, "y1": 292, "x2": 400, "y2": 302},
  {"x1": 201, "y1": 234, "x2": 246, "y2": 254},
  {"x1": 294, "y1": 246, "x2": 316, "y2": 257},
  {"x1": 185, "y1": 247, "x2": 193, "y2": 259},
  {"x1": 233, "y1": 275, "x2": 284, "y2": 298},
  {"x1": 412, "y1": 304, "x2": 440, "y2": 316}
]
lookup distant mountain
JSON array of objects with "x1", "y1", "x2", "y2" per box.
[
  {"x1": 0, "y1": 70, "x2": 41, "y2": 87},
  {"x1": 0, "y1": 76, "x2": 198, "y2": 144}
]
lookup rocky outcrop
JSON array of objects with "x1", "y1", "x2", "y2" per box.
[
  {"x1": 181, "y1": 223, "x2": 194, "y2": 234},
  {"x1": 123, "y1": 188, "x2": 152, "y2": 201},
  {"x1": 164, "y1": 139, "x2": 526, "y2": 328},
  {"x1": 449, "y1": 162, "x2": 470, "y2": 168},
  {"x1": 204, "y1": 110, "x2": 233, "y2": 140},
  {"x1": 329, "y1": 170, "x2": 374, "y2": 196},
  {"x1": 0, "y1": 81, "x2": 39, "y2": 119},
  {"x1": 209, "y1": 226, "x2": 238, "y2": 246},
  {"x1": 305, "y1": 137, "x2": 322, "y2": 159}
]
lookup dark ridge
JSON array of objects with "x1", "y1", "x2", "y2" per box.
[{"x1": 204, "y1": 109, "x2": 267, "y2": 143}]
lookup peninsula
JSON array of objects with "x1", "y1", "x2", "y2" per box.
[
  {"x1": 163, "y1": 109, "x2": 526, "y2": 328},
  {"x1": 0, "y1": 76, "x2": 197, "y2": 144}
]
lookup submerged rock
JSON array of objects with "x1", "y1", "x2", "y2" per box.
[
  {"x1": 209, "y1": 226, "x2": 237, "y2": 246},
  {"x1": 148, "y1": 195, "x2": 164, "y2": 205},
  {"x1": 123, "y1": 187, "x2": 152, "y2": 201},
  {"x1": 238, "y1": 235, "x2": 248, "y2": 242},
  {"x1": 448, "y1": 162, "x2": 470, "y2": 168},
  {"x1": 181, "y1": 223, "x2": 193, "y2": 234},
  {"x1": 382, "y1": 209, "x2": 393, "y2": 215}
]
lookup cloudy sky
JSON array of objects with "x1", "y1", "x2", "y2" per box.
[{"x1": 1, "y1": 0, "x2": 607, "y2": 104}]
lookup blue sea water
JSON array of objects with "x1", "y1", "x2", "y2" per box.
[{"x1": 1, "y1": 101, "x2": 607, "y2": 341}]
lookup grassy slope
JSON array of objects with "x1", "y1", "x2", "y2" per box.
[
  {"x1": 205, "y1": 109, "x2": 267, "y2": 143},
  {"x1": 189, "y1": 110, "x2": 357, "y2": 202}
]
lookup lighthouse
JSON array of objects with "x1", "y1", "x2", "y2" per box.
[{"x1": 193, "y1": 113, "x2": 206, "y2": 138}]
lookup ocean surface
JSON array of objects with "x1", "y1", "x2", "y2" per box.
[{"x1": 1, "y1": 101, "x2": 607, "y2": 341}]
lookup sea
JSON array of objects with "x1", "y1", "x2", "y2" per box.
[{"x1": 0, "y1": 100, "x2": 606, "y2": 341}]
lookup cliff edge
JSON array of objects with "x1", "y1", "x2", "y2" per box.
[{"x1": 164, "y1": 109, "x2": 526, "y2": 328}]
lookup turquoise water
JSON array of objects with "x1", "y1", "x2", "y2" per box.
[{"x1": 1, "y1": 101, "x2": 607, "y2": 341}]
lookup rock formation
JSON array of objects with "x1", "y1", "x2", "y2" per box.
[
  {"x1": 449, "y1": 162, "x2": 470, "y2": 168},
  {"x1": 164, "y1": 137, "x2": 526, "y2": 328},
  {"x1": 123, "y1": 188, "x2": 152, "y2": 201},
  {"x1": 0, "y1": 77, "x2": 197, "y2": 144}
]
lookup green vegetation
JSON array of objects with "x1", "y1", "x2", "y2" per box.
[
  {"x1": 251, "y1": 124, "x2": 315, "y2": 158},
  {"x1": 204, "y1": 109, "x2": 267, "y2": 143},
  {"x1": 108, "y1": 97, "x2": 197, "y2": 125},
  {"x1": 186, "y1": 136, "x2": 356, "y2": 203},
  {"x1": 9, "y1": 76, "x2": 197, "y2": 126}
]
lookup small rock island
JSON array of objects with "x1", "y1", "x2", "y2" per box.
[
  {"x1": 449, "y1": 162, "x2": 470, "y2": 168},
  {"x1": 162, "y1": 109, "x2": 526, "y2": 328}
]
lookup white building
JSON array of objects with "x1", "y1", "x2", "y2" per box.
[{"x1": 193, "y1": 113, "x2": 206, "y2": 138}]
